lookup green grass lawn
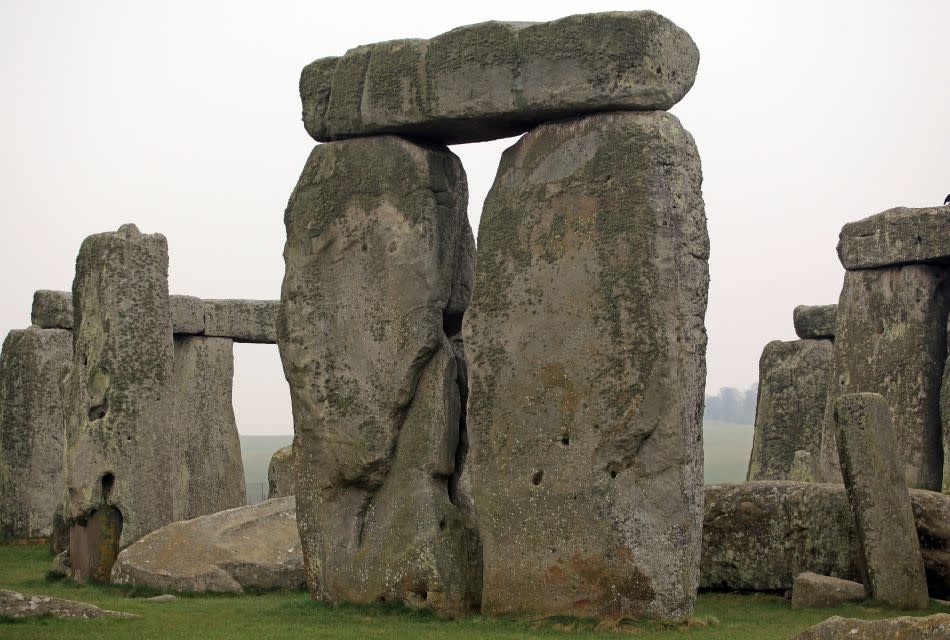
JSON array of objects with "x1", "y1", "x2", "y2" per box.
[{"x1": 2, "y1": 544, "x2": 948, "y2": 639}]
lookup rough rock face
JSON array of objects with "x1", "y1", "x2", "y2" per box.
[
  {"x1": 833, "y1": 393, "x2": 929, "y2": 609},
  {"x1": 0, "y1": 327, "x2": 72, "y2": 538},
  {"x1": 940, "y1": 317, "x2": 950, "y2": 493},
  {"x1": 702, "y1": 482, "x2": 950, "y2": 598},
  {"x1": 173, "y1": 336, "x2": 246, "y2": 520},
  {"x1": 790, "y1": 573, "x2": 865, "y2": 609},
  {"x1": 819, "y1": 266, "x2": 950, "y2": 490},
  {"x1": 793, "y1": 614, "x2": 950, "y2": 640},
  {"x1": 793, "y1": 305, "x2": 836, "y2": 340},
  {"x1": 267, "y1": 445, "x2": 294, "y2": 499},
  {"x1": 302, "y1": 12, "x2": 699, "y2": 145},
  {"x1": 0, "y1": 589, "x2": 135, "y2": 619},
  {"x1": 31, "y1": 290, "x2": 74, "y2": 330},
  {"x1": 204, "y1": 299, "x2": 278, "y2": 343},
  {"x1": 170, "y1": 295, "x2": 205, "y2": 335},
  {"x1": 465, "y1": 111, "x2": 707, "y2": 621},
  {"x1": 112, "y1": 497, "x2": 303, "y2": 593},
  {"x1": 278, "y1": 136, "x2": 479, "y2": 614},
  {"x1": 838, "y1": 206, "x2": 950, "y2": 269},
  {"x1": 747, "y1": 339, "x2": 832, "y2": 481},
  {"x1": 61, "y1": 224, "x2": 178, "y2": 573}
]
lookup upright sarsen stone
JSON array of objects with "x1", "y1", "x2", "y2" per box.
[
  {"x1": 278, "y1": 136, "x2": 479, "y2": 614},
  {"x1": 0, "y1": 327, "x2": 72, "y2": 538},
  {"x1": 267, "y1": 446, "x2": 294, "y2": 499},
  {"x1": 465, "y1": 111, "x2": 708, "y2": 620}
]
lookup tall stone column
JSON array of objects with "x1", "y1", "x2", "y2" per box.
[
  {"x1": 464, "y1": 111, "x2": 708, "y2": 620},
  {"x1": 278, "y1": 136, "x2": 479, "y2": 615}
]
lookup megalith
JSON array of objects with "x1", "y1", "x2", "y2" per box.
[
  {"x1": 465, "y1": 111, "x2": 707, "y2": 620},
  {"x1": 834, "y1": 393, "x2": 929, "y2": 609},
  {"x1": 267, "y1": 445, "x2": 294, "y2": 499},
  {"x1": 838, "y1": 205, "x2": 950, "y2": 269},
  {"x1": 747, "y1": 338, "x2": 832, "y2": 481},
  {"x1": 0, "y1": 327, "x2": 72, "y2": 538},
  {"x1": 278, "y1": 135, "x2": 480, "y2": 614},
  {"x1": 793, "y1": 304, "x2": 836, "y2": 340}
]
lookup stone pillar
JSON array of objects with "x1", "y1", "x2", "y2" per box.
[
  {"x1": 278, "y1": 135, "x2": 479, "y2": 615},
  {"x1": 465, "y1": 111, "x2": 707, "y2": 620},
  {"x1": 0, "y1": 327, "x2": 72, "y2": 539},
  {"x1": 173, "y1": 336, "x2": 246, "y2": 520},
  {"x1": 267, "y1": 445, "x2": 294, "y2": 499},
  {"x1": 833, "y1": 392, "x2": 928, "y2": 608},
  {"x1": 941, "y1": 317, "x2": 950, "y2": 493},
  {"x1": 747, "y1": 338, "x2": 832, "y2": 481}
]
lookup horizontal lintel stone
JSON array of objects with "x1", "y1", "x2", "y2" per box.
[{"x1": 838, "y1": 206, "x2": 950, "y2": 269}]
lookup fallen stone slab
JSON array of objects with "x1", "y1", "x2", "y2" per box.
[
  {"x1": 701, "y1": 481, "x2": 950, "y2": 598},
  {"x1": 30, "y1": 290, "x2": 74, "y2": 330},
  {"x1": 838, "y1": 206, "x2": 950, "y2": 269},
  {"x1": 302, "y1": 11, "x2": 699, "y2": 145},
  {"x1": 203, "y1": 299, "x2": 277, "y2": 343},
  {"x1": 147, "y1": 594, "x2": 176, "y2": 602},
  {"x1": 111, "y1": 497, "x2": 304, "y2": 593},
  {"x1": 267, "y1": 445, "x2": 294, "y2": 499},
  {"x1": 793, "y1": 305, "x2": 836, "y2": 340},
  {"x1": 0, "y1": 588, "x2": 135, "y2": 619},
  {"x1": 791, "y1": 572, "x2": 865, "y2": 609},
  {"x1": 793, "y1": 613, "x2": 950, "y2": 639}
]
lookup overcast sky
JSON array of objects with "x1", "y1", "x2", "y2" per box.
[{"x1": 2, "y1": 1, "x2": 948, "y2": 435}]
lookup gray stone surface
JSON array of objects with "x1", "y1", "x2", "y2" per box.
[
  {"x1": 204, "y1": 299, "x2": 277, "y2": 343},
  {"x1": 838, "y1": 206, "x2": 950, "y2": 269},
  {"x1": 747, "y1": 339, "x2": 832, "y2": 481},
  {"x1": 267, "y1": 445, "x2": 294, "y2": 499},
  {"x1": 791, "y1": 572, "x2": 865, "y2": 609},
  {"x1": 834, "y1": 393, "x2": 929, "y2": 609},
  {"x1": 111, "y1": 497, "x2": 304, "y2": 593},
  {"x1": 465, "y1": 111, "x2": 707, "y2": 621},
  {"x1": 793, "y1": 614, "x2": 950, "y2": 640},
  {"x1": 941, "y1": 317, "x2": 950, "y2": 493},
  {"x1": 302, "y1": 11, "x2": 699, "y2": 145},
  {"x1": 0, "y1": 589, "x2": 135, "y2": 619},
  {"x1": 173, "y1": 336, "x2": 246, "y2": 520},
  {"x1": 0, "y1": 327, "x2": 72, "y2": 538},
  {"x1": 30, "y1": 290, "x2": 74, "y2": 330},
  {"x1": 793, "y1": 304, "x2": 837, "y2": 340},
  {"x1": 701, "y1": 481, "x2": 950, "y2": 598},
  {"x1": 170, "y1": 295, "x2": 205, "y2": 335},
  {"x1": 819, "y1": 266, "x2": 950, "y2": 490},
  {"x1": 279, "y1": 136, "x2": 479, "y2": 615}
]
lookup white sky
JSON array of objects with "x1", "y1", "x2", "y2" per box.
[{"x1": 2, "y1": 1, "x2": 948, "y2": 435}]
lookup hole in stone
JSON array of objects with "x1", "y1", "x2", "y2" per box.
[
  {"x1": 88, "y1": 397, "x2": 108, "y2": 422},
  {"x1": 442, "y1": 310, "x2": 463, "y2": 339},
  {"x1": 101, "y1": 473, "x2": 115, "y2": 500},
  {"x1": 610, "y1": 470, "x2": 618, "y2": 479},
  {"x1": 438, "y1": 519, "x2": 446, "y2": 531},
  {"x1": 561, "y1": 435, "x2": 570, "y2": 446},
  {"x1": 531, "y1": 469, "x2": 543, "y2": 485}
]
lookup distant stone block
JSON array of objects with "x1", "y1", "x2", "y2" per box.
[
  {"x1": 838, "y1": 206, "x2": 950, "y2": 269},
  {"x1": 267, "y1": 446, "x2": 294, "y2": 499},
  {"x1": 792, "y1": 304, "x2": 836, "y2": 340},
  {"x1": 30, "y1": 290, "x2": 73, "y2": 330}
]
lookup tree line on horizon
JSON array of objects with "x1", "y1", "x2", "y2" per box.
[{"x1": 704, "y1": 384, "x2": 757, "y2": 425}]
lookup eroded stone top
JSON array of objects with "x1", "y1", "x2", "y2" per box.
[
  {"x1": 838, "y1": 205, "x2": 950, "y2": 269},
  {"x1": 793, "y1": 304, "x2": 836, "y2": 340},
  {"x1": 301, "y1": 11, "x2": 699, "y2": 144}
]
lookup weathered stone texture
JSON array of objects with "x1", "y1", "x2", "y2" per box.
[
  {"x1": 0, "y1": 589, "x2": 135, "y2": 619},
  {"x1": 838, "y1": 206, "x2": 950, "y2": 269},
  {"x1": 0, "y1": 327, "x2": 72, "y2": 538},
  {"x1": 204, "y1": 299, "x2": 278, "y2": 343},
  {"x1": 793, "y1": 304, "x2": 836, "y2": 340},
  {"x1": 267, "y1": 445, "x2": 294, "y2": 499},
  {"x1": 941, "y1": 316, "x2": 950, "y2": 493},
  {"x1": 834, "y1": 393, "x2": 929, "y2": 609},
  {"x1": 790, "y1": 572, "x2": 865, "y2": 609},
  {"x1": 794, "y1": 614, "x2": 950, "y2": 640},
  {"x1": 702, "y1": 482, "x2": 950, "y2": 598},
  {"x1": 30, "y1": 290, "x2": 74, "y2": 330},
  {"x1": 111, "y1": 497, "x2": 304, "y2": 593},
  {"x1": 173, "y1": 336, "x2": 246, "y2": 520},
  {"x1": 278, "y1": 136, "x2": 479, "y2": 614},
  {"x1": 170, "y1": 295, "x2": 205, "y2": 335},
  {"x1": 302, "y1": 12, "x2": 699, "y2": 145},
  {"x1": 747, "y1": 339, "x2": 832, "y2": 481},
  {"x1": 465, "y1": 111, "x2": 707, "y2": 620},
  {"x1": 819, "y1": 266, "x2": 950, "y2": 490}
]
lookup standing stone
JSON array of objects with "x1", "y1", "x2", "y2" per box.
[
  {"x1": 173, "y1": 336, "x2": 246, "y2": 520},
  {"x1": 465, "y1": 111, "x2": 707, "y2": 621},
  {"x1": 267, "y1": 446, "x2": 294, "y2": 499},
  {"x1": 278, "y1": 136, "x2": 479, "y2": 614},
  {"x1": 819, "y1": 266, "x2": 949, "y2": 489},
  {"x1": 834, "y1": 392, "x2": 929, "y2": 609},
  {"x1": 61, "y1": 224, "x2": 177, "y2": 578},
  {"x1": 793, "y1": 304, "x2": 836, "y2": 340},
  {"x1": 302, "y1": 12, "x2": 699, "y2": 145},
  {"x1": 747, "y1": 339, "x2": 832, "y2": 481},
  {"x1": 0, "y1": 327, "x2": 72, "y2": 538}
]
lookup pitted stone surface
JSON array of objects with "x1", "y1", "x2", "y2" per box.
[
  {"x1": 112, "y1": 497, "x2": 303, "y2": 593},
  {"x1": 793, "y1": 305, "x2": 836, "y2": 340},
  {"x1": 302, "y1": 12, "x2": 699, "y2": 145},
  {"x1": 834, "y1": 393, "x2": 928, "y2": 609},
  {"x1": 279, "y1": 135, "x2": 479, "y2": 615},
  {"x1": 819, "y1": 266, "x2": 949, "y2": 490},
  {"x1": 0, "y1": 327, "x2": 72, "y2": 538},
  {"x1": 465, "y1": 111, "x2": 707, "y2": 621},
  {"x1": 170, "y1": 295, "x2": 205, "y2": 335},
  {"x1": 838, "y1": 206, "x2": 950, "y2": 269},
  {"x1": 30, "y1": 290, "x2": 74, "y2": 330},
  {"x1": 267, "y1": 445, "x2": 294, "y2": 499},
  {"x1": 0, "y1": 589, "x2": 135, "y2": 619},
  {"x1": 204, "y1": 299, "x2": 278, "y2": 343},
  {"x1": 793, "y1": 614, "x2": 950, "y2": 639}
]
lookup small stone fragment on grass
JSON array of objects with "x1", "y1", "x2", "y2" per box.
[
  {"x1": 791, "y1": 572, "x2": 865, "y2": 608},
  {"x1": 0, "y1": 588, "x2": 135, "y2": 619},
  {"x1": 147, "y1": 594, "x2": 177, "y2": 602}
]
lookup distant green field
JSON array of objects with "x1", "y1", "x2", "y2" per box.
[{"x1": 239, "y1": 421, "x2": 753, "y2": 497}]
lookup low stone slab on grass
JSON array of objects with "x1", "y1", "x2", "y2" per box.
[
  {"x1": 790, "y1": 572, "x2": 865, "y2": 608},
  {"x1": 0, "y1": 588, "x2": 135, "y2": 619},
  {"x1": 793, "y1": 613, "x2": 950, "y2": 639}
]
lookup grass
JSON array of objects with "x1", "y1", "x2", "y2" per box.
[{"x1": 2, "y1": 544, "x2": 949, "y2": 639}]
